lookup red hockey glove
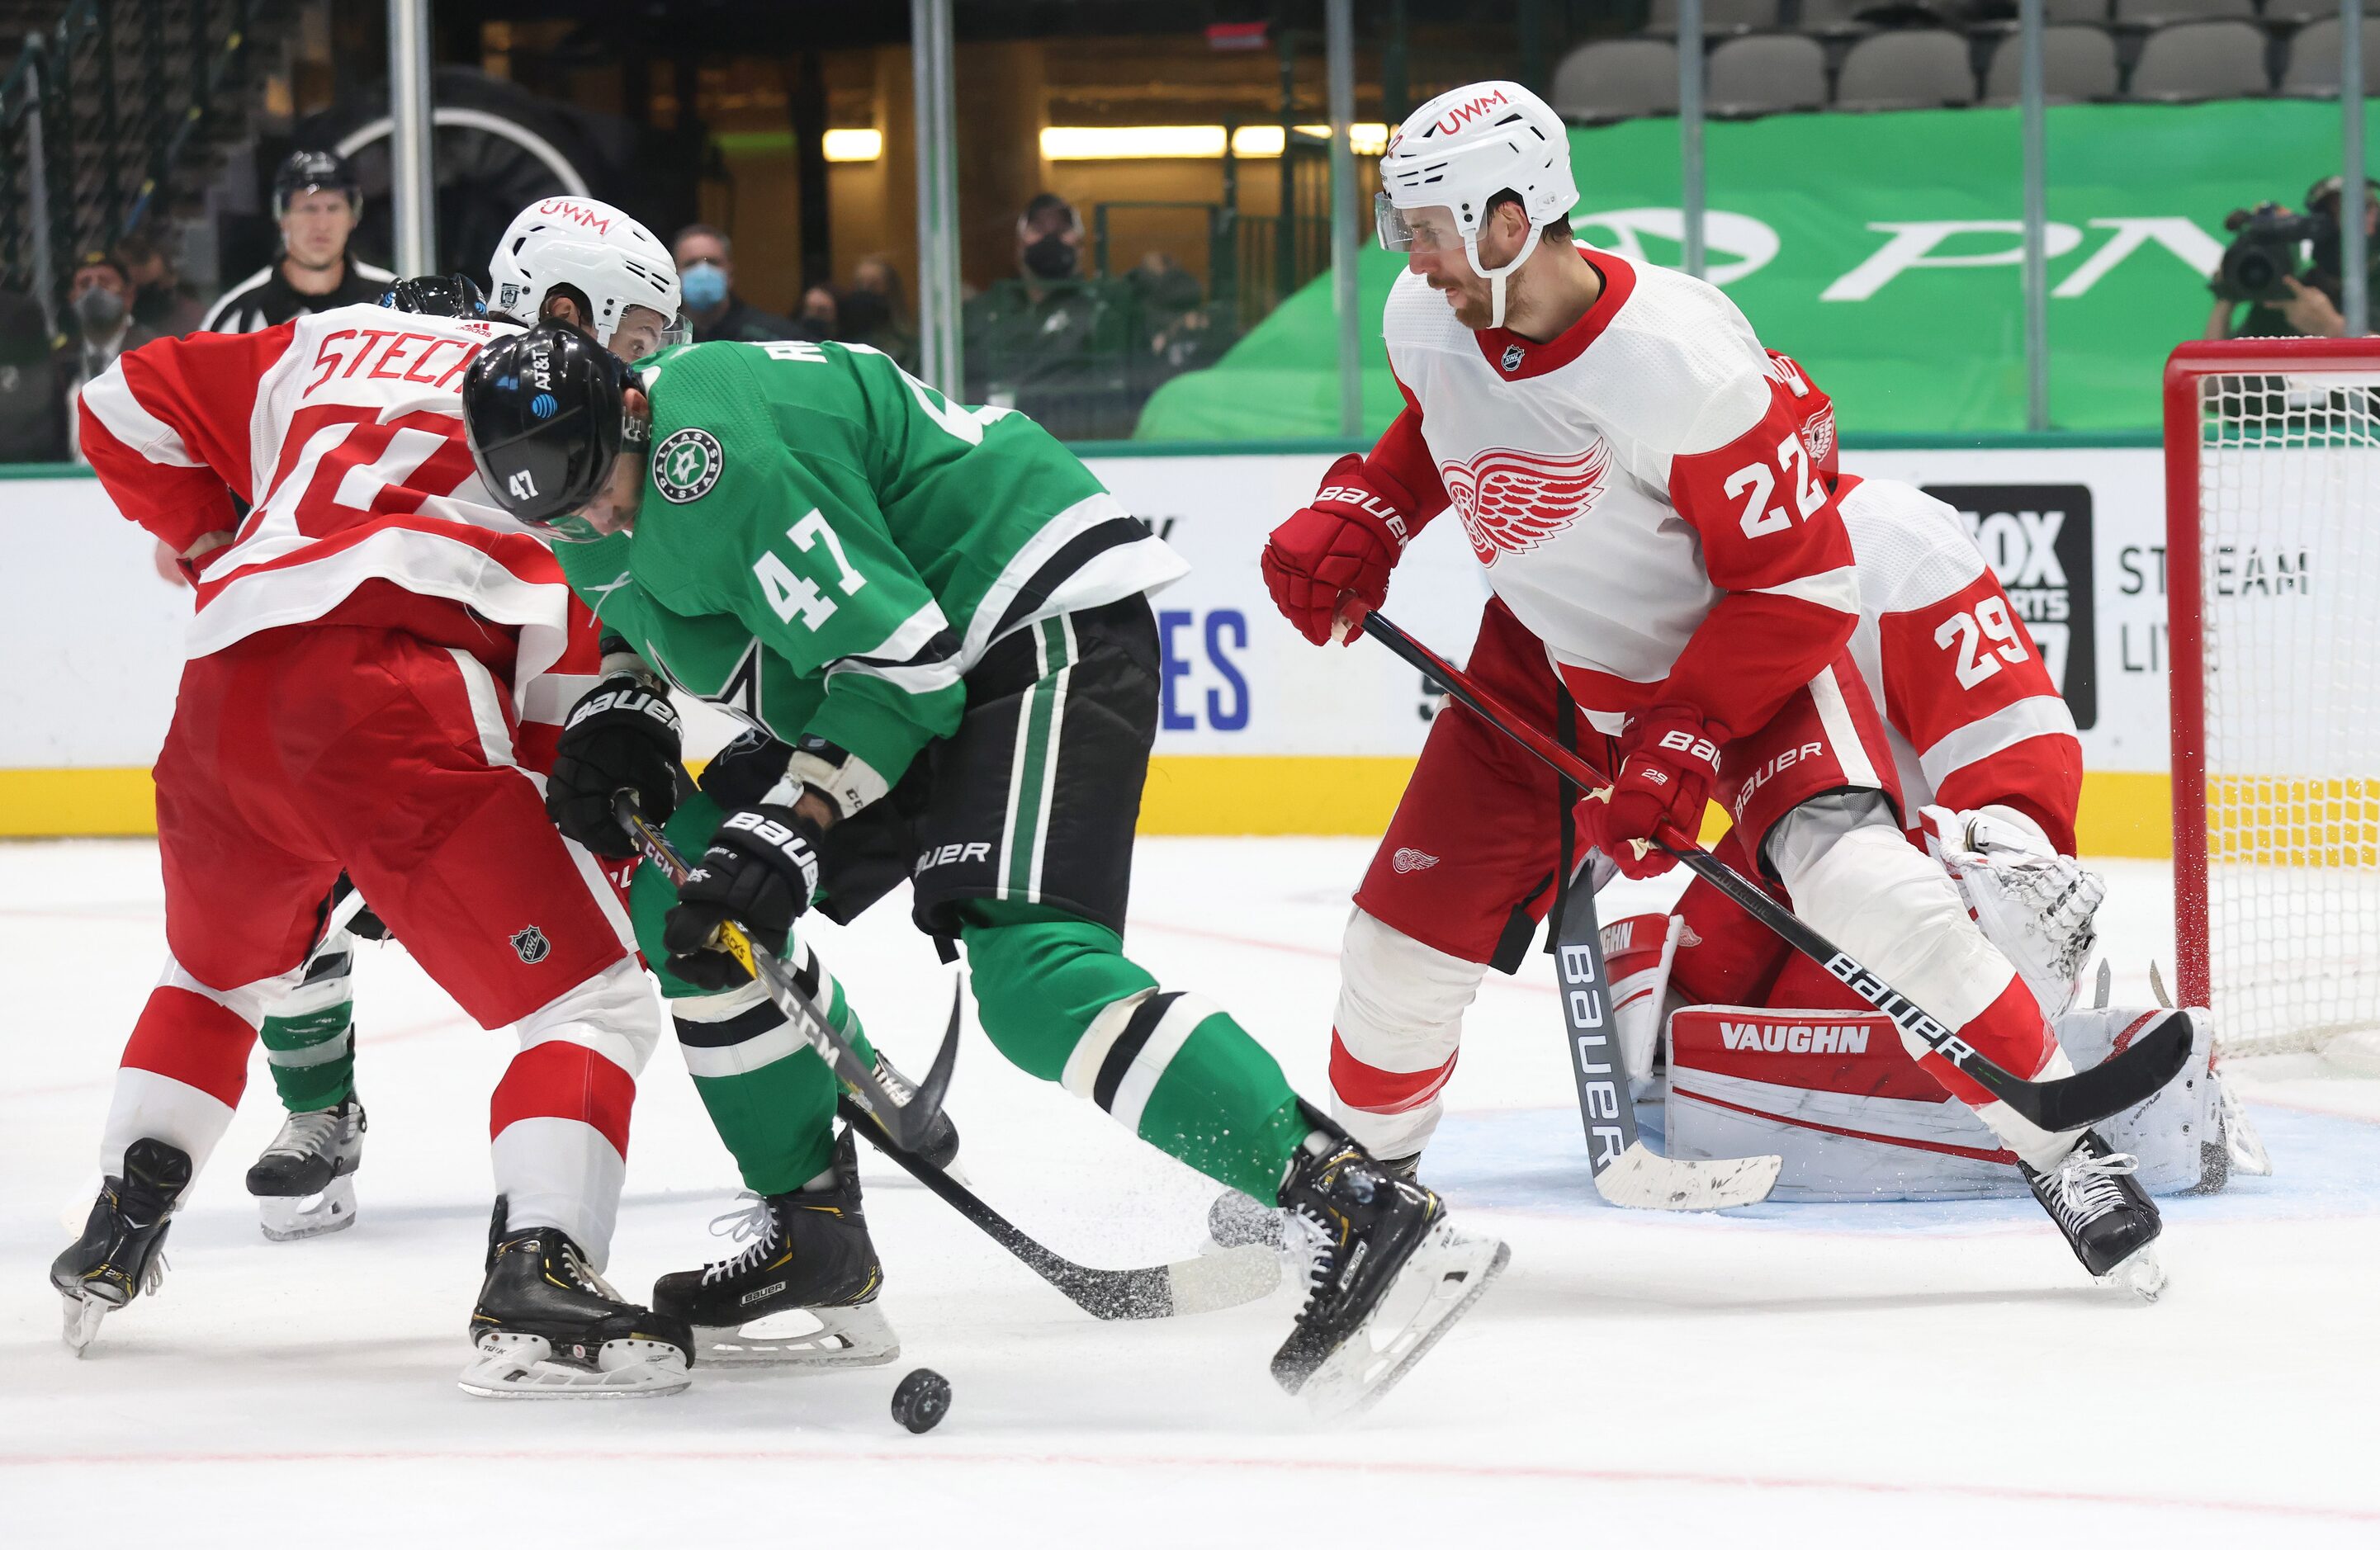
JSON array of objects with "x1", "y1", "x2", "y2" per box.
[
  {"x1": 1261, "y1": 454, "x2": 1415, "y2": 645},
  {"x1": 1576, "y1": 704, "x2": 1723, "y2": 881}
]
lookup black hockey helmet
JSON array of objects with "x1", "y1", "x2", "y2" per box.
[
  {"x1": 272, "y1": 149, "x2": 361, "y2": 217},
  {"x1": 379, "y1": 273, "x2": 490, "y2": 319},
  {"x1": 462, "y1": 324, "x2": 646, "y2": 536}
]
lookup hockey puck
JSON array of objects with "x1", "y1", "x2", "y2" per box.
[{"x1": 891, "y1": 1367, "x2": 951, "y2": 1434}]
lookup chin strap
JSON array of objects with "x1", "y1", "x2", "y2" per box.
[{"x1": 1466, "y1": 222, "x2": 1545, "y2": 330}]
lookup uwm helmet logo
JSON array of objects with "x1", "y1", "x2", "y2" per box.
[
  {"x1": 1439, "y1": 442, "x2": 1611, "y2": 565},
  {"x1": 1427, "y1": 87, "x2": 1512, "y2": 137},
  {"x1": 537, "y1": 198, "x2": 613, "y2": 233}
]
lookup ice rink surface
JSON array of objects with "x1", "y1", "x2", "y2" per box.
[{"x1": 2, "y1": 839, "x2": 2375, "y2": 1546}]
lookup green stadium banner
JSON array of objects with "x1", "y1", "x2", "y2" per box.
[{"x1": 1134, "y1": 100, "x2": 2379, "y2": 442}]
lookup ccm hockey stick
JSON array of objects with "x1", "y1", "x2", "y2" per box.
[
  {"x1": 613, "y1": 792, "x2": 957, "y2": 1153},
  {"x1": 1550, "y1": 861, "x2": 1782, "y2": 1209},
  {"x1": 1344, "y1": 603, "x2": 2191, "y2": 1134},
  {"x1": 837, "y1": 1098, "x2": 1280, "y2": 1321}
]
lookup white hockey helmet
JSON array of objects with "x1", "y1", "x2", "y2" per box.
[
  {"x1": 1376, "y1": 81, "x2": 1579, "y2": 328},
  {"x1": 487, "y1": 196, "x2": 684, "y2": 349}
]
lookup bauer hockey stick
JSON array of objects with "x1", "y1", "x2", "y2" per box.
[
  {"x1": 1550, "y1": 863, "x2": 1783, "y2": 1209},
  {"x1": 836, "y1": 1098, "x2": 1281, "y2": 1321},
  {"x1": 1342, "y1": 603, "x2": 2192, "y2": 1135},
  {"x1": 613, "y1": 792, "x2": 958, "y2": 1154}
]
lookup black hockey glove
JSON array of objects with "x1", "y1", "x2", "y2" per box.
[
  {"x1": 546, "y1": 675, "x2": 683, "y2": 858},
  {"x1": 662, "y1": 804, "x2": 824, "y2": 990}
]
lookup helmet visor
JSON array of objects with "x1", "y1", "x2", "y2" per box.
[{"x1": 1375, "y1": 191, "x2": 1415, "y2": 253}]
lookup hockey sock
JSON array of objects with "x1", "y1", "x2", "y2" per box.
[
  {"x1": 627, "y1": 798, "x2": 875, "y2": 1195},
  {"x1": 105, "y1": 965, "x2": 262, "y2": 1180},
  {"x1": 960, "y1": 901, "x2": 1308, "y2": 1201},
  {"x1": 257, "y1": 931, "x2": 359, "y2": 1112}
]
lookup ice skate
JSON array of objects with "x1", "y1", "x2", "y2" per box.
[
  {"x1": 652, "y1": 1127, "x2": 898, "y2": 1368},
  {"x1": 1270, "y1": 1122, "x2": 1504, "y2": 1418},
  {"x1": 2023, "y1": 1129, "x2": 2166, "y2": 1301},
  {"x1": 51, "y1": 1138, "x2": 192, "y2": 1355},
  {"x1": 1209, "y1": 1151, "x2": 1417, "y2": 1252},
  {"x1": 245, "y1": 1096, "x2": 366, "y2": 1240},
  {"x1": 460, "y1": 1204, "x2": 693, "y2": 1398}
]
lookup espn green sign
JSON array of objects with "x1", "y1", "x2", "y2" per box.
[{"x1": 1134, "y1": 99, "x2": 2378, "y2": 441}]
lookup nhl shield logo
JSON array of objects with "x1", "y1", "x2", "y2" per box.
[
  {"x1": 1500, "y1": 343, "x2": 1526, "y2": 373},
  {"x1": 510, "y1": 925, "x2": 551, "y2": 964}
]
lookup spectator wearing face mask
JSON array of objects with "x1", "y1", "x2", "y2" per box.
[
  {"x1": 56, "y1": 252, "x2": 160, "y2": 462},
  {"x1": 0, "y1": 288, "x2": 67, "y2": 463},
  {"x1": 670, "y1": 224, "x2": 800, "y2": 343},
  {"x1": 798, "y1": 283, "x2": 839, "y2": 341},
  {"x1": 116, "y1": 230, "x2": 208, "y2": 338},
  {"x1": 963, "y1": 192, "x2": 1133, "y2": 438},
  {"x1": 841, "y1": 253, "x2": 916, "y2": 369}
]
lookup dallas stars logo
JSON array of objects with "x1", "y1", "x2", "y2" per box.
[{"x1": 652, "y1": 427, "x2": 724, "y2": 503}]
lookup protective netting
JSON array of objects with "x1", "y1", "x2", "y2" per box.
[{"x1": 2192, "y1": 370, "x2": 2380, "y2": 1057}]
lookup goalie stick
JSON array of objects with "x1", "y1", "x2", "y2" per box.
[
  {"x1": 837, "y1": 1098, "x2": 1280, "y2": 1320},
  {"x1": 1344, "y1": 603, "x2": 2192, "y2": 1134},
  {"x1": 1550, "y1": 857, "x2": 1782, "y2": 1209},
  {"x1": 613, "y1": 792, "x2": 957, "y2": 1154}
]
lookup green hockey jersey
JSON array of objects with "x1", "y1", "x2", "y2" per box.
[{"x1": 556, "y1": 338, "x2": 1183, "y2": 786}]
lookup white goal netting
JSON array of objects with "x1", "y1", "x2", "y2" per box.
[{"x1": 2183, "y1": 366, "x2": 2380, "y2": 1061}]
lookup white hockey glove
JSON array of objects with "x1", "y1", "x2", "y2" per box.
[{"x1": 1920, "y1": 804, "x2": 2104, "y2": 1020}]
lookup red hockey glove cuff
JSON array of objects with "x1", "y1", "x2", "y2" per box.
[
  {"x1": 1578, "y1": 704, "x2": 1723, "y2": 881},
  {"x1": 1262, "y1": 454, "x2": 1417, "y2": 645}
]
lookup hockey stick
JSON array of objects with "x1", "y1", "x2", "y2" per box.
[
  {"x1": 613, "y1": 792, "x2": 958, "y2": 1154},
  {"x1": 838, "y1": 1098, "x2": 1280, "y2": 1321},
  {"x1": 1550, "y1": 857, "x2": 1782, "y2": 1208},
  {"x1": 1344, "y1": 603, "x2": 2191, "y2": 1134}
]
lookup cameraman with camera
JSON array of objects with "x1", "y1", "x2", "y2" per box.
[{"x1": 2205, "y1": 175, "x2": 2380, "y2": 339}]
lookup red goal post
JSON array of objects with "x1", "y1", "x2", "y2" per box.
[{"x1": 2164, "y1": 337, "x2": 2380, "y2": 1065}]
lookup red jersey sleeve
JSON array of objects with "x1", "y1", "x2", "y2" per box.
[
  {"x1": 78, "y1": 324, "x2": 291, "y2": 553},
  {"x1": 1877, "y1": 567, "x2": 2082, "y2": 854},
  {"x1": 1659, "y1": 381, "x2": 1860, "y2": 741}
]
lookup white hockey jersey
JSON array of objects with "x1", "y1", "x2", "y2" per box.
[
  {"x1": 78, "y1": 305, "x2": 599, "y2": 767},
  {"x1": 1379, "y1": 247, "x2": 1859, "y2": 740}
]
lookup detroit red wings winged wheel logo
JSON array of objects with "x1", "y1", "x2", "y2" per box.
[{"x1": 1440, "y1": 442, "x2": 1612, "y2": 565}]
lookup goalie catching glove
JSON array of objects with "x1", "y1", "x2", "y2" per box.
[
  {"x1": 1578, "y1": 704, "x2": 1722, "y2": 880},
  {"x1": 1262, "y1": 453, "x2": 1419, "y2": 645},
  {"x1": 547, "y1": 669, "x2": 683, "y2": 858},
  {"x1": 662, "y1": 804, "x2": 825, "y2": 990},
  {"x1": 1922, "y1": 803, "x2": 2105, "y2": 1019}
]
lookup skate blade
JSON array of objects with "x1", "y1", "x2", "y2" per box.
[
  {"x1": 693, "y1": 1302, "x2": 899, "y2": 1368},
  {"x1": 1294, "y1": 1222, "x2": 1510, "y2": 1422},
  {"x1": 1167, "y1": 1242, "x2": 1283, "y2": 1316},
  {"x1": 457, "y1": 1331, "x2": 691, "y2": 1398},
  {"x1": 2098, "y1": 1244, "x2": 2167, "y2": 1303},
  {"x1": 258, "y1": 1176, "x2": 358, "y2": 1241},
  {"x1": 59, "y1": 1290, "x2": 111, "y2": 1356}
]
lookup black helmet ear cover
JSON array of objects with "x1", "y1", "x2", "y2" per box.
[{"x1": 461, "y1": 324, "x2": 632, "y2": 528}]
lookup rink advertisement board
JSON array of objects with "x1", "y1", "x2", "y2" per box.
[{"x1": 0, "y1": 445, "x2": 2176, "y2": 852}]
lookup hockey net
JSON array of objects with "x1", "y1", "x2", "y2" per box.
[{"x1": 2165, "y1": 339, "x2": 2380, "y2": 1064}]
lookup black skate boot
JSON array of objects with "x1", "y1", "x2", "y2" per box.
[
  {"x1": 652, "y1": 1127, "x2": 898, "y2": 1367},
  {"x1": 51, "y1": 1138, "x2": 192, "y2": 1354},
  {"x1": 2022, "y1": 1129, "x2": 2166, "y2": 1300},
  {"x1": 1270, "y1": 1116, "x2": 1505, "y2": 1416},
  {"x1": 857, "y1": 1049, "x2": 961, "y2": 1172},
  {"x1": 244, "y1": 1096, "x2": 366, "y2": 1241},
  {"x1": 460, "y1": 1202, "x2": 694, "y2": 1398},
  {"x1": 1210, "y1": 1153, "x2": 1418, "y2": 1250}
]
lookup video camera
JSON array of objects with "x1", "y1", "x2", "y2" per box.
[{"x1": 2213, "y1": 202, "x2": 2332, "y2": 305}]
